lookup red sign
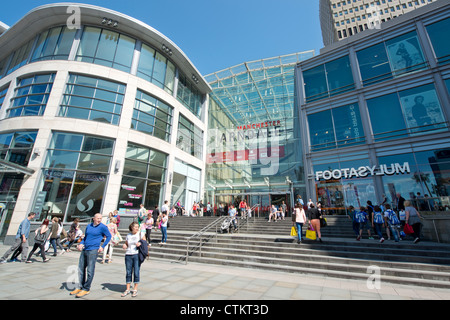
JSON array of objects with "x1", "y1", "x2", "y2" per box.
[{"x1": 207, "y1": 146, "x2": 285, "y2": 164}]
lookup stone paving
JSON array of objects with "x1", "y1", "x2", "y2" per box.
[{"x1": 0, "y1": 243, "x2": 449, "y2": 302}]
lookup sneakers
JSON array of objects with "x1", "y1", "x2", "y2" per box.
[
  {"x1": 414, "y1": 237, "x2": 420, "y2": 244},
  {"x1": 70, "y1": 288, "x2": 82, "y2": 296},
  {"x1": 75, "y1": 290, "x2": 90, "y2": 298},
  {"x1": 380, "y1": 237, "x2": 385, "y2": 243}
]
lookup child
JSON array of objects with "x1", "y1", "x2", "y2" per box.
[{"x1": 121, "y1": 222, "x2": 141, "y2": 298}]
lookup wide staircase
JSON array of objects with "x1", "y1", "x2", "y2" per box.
[{"x1": 112, "y1": 215, "x2": 450, "y2": 289}]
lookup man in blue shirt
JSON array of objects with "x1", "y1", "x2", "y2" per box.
[
  {"x1": 70, "y1": 213, "x2": 111, "y2": 298},
  {"x1": 0, "y1": 212, "x2": 36, "y2": 263}
]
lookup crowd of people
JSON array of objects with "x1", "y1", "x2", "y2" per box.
[{"x1": 347, "y1": 197, "x2": 423, "y2": 244}]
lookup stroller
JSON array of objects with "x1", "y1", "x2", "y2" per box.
[{"x1": 220, "y1": 217, "x2": 233, "y2": 233}]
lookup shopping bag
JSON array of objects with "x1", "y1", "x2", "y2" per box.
[
  {"x1": 404, "y1": 224, "x2": 414, "y2": 235},
  {"x1": 290, "y1": 226, "x2": 298, "y2": 237},
  {"x1": 44, "y1": 240, "x2": 50, "y2": 252},
  {"x1": 305, "y1": 225, "x2": 316, "y2": 240}
]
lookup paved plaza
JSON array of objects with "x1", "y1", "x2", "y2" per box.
[{"x1": 0, "y1": 243, "x2": 449, "y2": 303}]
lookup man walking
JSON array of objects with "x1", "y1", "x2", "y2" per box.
[
  {"x1": 0, "y1": 212, "x2": 36, "y2": 263},
  {"x1": 70, "y1": 213, "x2": 111, "y2": 298}
]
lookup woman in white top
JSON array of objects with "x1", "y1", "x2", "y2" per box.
[
  {"x1": 160, "y1": 212, "x2": 168, "y2": 244},
  {"x1": 102, "y1": 217, "x2": 118, "y2": 264},
  {"x1": 122, "y1": 222, "x2": 141, "y2": 297},
  {"x1": 292, "y1": 203, "x2": 307, "y2": 244}
]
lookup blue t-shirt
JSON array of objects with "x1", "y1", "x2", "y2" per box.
[
  {"x1": 80, "y1": 222, "x2": 111, "y2": 251},
  {"x1": 16, "y1": 218, "x2": 31, "y2": 239}
]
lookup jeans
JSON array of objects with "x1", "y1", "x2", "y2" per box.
[
  {"x1": 78, "y1": 249, "x2": 98, "y2": 291},
  {"x1": 161, "y1": 226, "x2": 167, "y2": 243},
  {"x1": 388, "y1": 224, "x2": 400, "y2": 242},
  {"x1": 125, "y1": 254, "x2": 140, "y2": 284},
  {"x1": 50, "y1": 237, "x2": 63, "y2": 254},
  {"x1": 295, "y1": 222, "x2": 304, "y2": 242},
  {"x1": 374, "y1": 223, "x2": 384, "y2": 239}
]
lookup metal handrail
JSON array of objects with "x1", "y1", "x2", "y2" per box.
[{"x1": 184, "y1": 216, "x2": 227, "y2": 264}]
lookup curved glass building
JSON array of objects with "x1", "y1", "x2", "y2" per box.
[
  {"x1": 204, "y1": 52, "x2": 314, "y2": 215},
  {"x1": 0, "y1": 3, "x2": 211, "y2": 241}
]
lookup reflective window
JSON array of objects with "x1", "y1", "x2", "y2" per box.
[
  {"x1": 308, "y1": 103, "x2": 365, "y2": 151},
  {"x1": 8, "y1": 73, "x2": 55, "y2": 118},
  {"x1": 367, "y1": 83, "x2": 446, "y2": 141},
  {"x1": 177, "y1": 114, "x2": 203, "y2": 159},
  {"x1": 37, "y1": 132, "x2": 114, "y2": 222},
  {"x1": 177, "y1": 73, "x2": 203, "y2": 119},
  {"x1": 31, "y1": 26, "x2": 76, "y2": 62},
  {"x1": 131, "y1": 90, "x2": 173, "y2": 142},
  {"x1": 118, "y1": 143, "x2": 167, "y2": 214},
  {"x1": 426, "y1": 18, "x2": 450, "y2": 65},
  {"x1": 303, "y1": 55, "x2": 354, "y2": 102},
  {"x1": 357, "y1": 31, "x2": 426, "y2": 86},
  {"x1": 0, "y1": 131, "x2": 37, "y2": 166},
  {"x1": 0, "y1": 85, "x2": 8, "y2": 112},
  {"x1": 137, "y1": 43, "x2": 176, "y2": 95},
  {"x1": 76, "y1": 27, "x2": 136, "y2": 73},
  {"x1": 308, "y1": 110, "x2": 335, "y2": 151},
  {"x1": 59, "y1": 74, "x2": 125, "y2": 125},
  {"x1": 4, "y1": 38, "x2": 34, "y2": 76}
]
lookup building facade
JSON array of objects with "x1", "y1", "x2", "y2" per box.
[
  {"x1": 299, "y1": 0, "x2": 450, "y2": 213},
  {"x1": 204, "y1": 52, "x2": 314, "y2": 216},
  {"x1": 0, "y1": 4, "x2": 211, "y2": 241},
  {"x1": 320, "y1": 0, "x2": 438, "y2": 46}
]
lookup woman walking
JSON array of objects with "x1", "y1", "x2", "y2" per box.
[
  {"x1": 102, "y1": 217, "x2": 118, "y2": 264},
  {"x1": 122, "y1": 222, "x2": 142, "y2": 297},
  {"x1": 404, "y1": 200, "x2": 422, "y2": 243},
  {"x1": 293, "y1": 203, "x2": 307, "y2": 244},
  {"x1": 26, "y1": 219, "x2": 50, "y2": 263},
  {"x1": 49, "y1": 217, "x2": 64, "y2": 256},
  {"x1": 307, "y1": 203, "x2": 322, "y2": 242},
  {"x1": 160, "y1": 212, "x2": 168, "y2": 244}
]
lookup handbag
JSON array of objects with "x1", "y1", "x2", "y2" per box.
[
  {"x1": 34, "y1": 229, "x2": 46, "y2": 244},
  {"x1": 404, "y1": 223, "x2": 414, "y2": 235},
  {"x1": 320, "y1": 217, "x2": 327, "y2": 228},
  {"x1": 305, "y1": 225, "x2": 317, "y2": 240},
  {"x1": 290, "y1": 226, "x2": 298, "y2": 237}
]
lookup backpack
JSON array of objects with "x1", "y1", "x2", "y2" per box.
[
  {"x1": 355, "y1": 211, "x2": 366, "y2": 223},
  {"x1": 374, "y1": 211, "x2": 384, "y2": 224},
  {"x1": 386, "y1": 209, "x2": 400, "y2": 225}
]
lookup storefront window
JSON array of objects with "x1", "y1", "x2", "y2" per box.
[
  {"x1": 117, "y1": 143, "x2": 167, "y2": 215},
  {"x1": 36, "y1": 132, "x2": 114, "y2": 222},
  {"x1": 426, "y1": 17, "x2": 450, "y2": 65}
]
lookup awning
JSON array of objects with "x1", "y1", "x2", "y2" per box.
[{"x1": 0, "y1": 159, "x2": 35, "y2": 176}]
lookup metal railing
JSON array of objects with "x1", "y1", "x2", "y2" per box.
[{"x1": 184, "y1": 216, "x2": 227, "y2": 264}]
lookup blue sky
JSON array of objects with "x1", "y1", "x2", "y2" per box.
[{"x1": 0, "y1": 0, "x2": 324, "y2": 75}]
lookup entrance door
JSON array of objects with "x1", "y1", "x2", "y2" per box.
[{"x1": 270, "y1": 193, "x2": 291, "y2": 217}]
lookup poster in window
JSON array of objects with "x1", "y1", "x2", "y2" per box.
[
  {"x1": 386, "y1": 33, "x2": 425, "y2": 76},
  {"x1": 399, "y1": 86, "x2": 446, "y2": 134}
]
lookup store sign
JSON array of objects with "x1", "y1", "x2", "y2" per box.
[{"x1": 315, "y1": 162, "x2": 410, "y2": 181}]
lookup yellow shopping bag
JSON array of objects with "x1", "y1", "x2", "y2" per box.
[
  {"x1": 305, "y1": 225, "x2": 316, "y2": 240},
  {"x1": 290, "y1": 226, "x2": 298, "y2": 237}
]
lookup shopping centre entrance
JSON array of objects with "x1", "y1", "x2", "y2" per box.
[{"x1": 214, "y1": 192, "x2": 292, "y2": 218}]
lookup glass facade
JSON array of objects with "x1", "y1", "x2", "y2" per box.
[
  {"x1": 59, "y1": 74, "x2": 125, "y2": 125},
  {"x1": 131, "y1": 89, "x2": 173, "y2": 142},
  {"x1": 0, "y1": 85, "x2": 8, "y2": 111},
  {"x1": 367, "y1": 83, "x2": 446, "y2": 141},
  {"x1": 36, "y1": 132, "x2": 114, "y2": 222},
  {"x1": 8, "y1": 73, "x2": 55, "y2": 118},
  {"x1": 117, "y1": 143, "x2": 167, "y2": 215},
  {"x1": 426, "y1": 17, "x2": 450, "y2": 65},
  {"x1": 137, "y1": 43, "x2": 176, "y2": 95},
  {"x1": 308, "y1": 103, "x2": 365, "y2": 151},
  {"x1": 177, "y1": 114, "x2": 203, "y2": 160},
  {"x1": 31, "y1": 26, "x2": 76, "y2": 62},
  {"x1": 76, "y1": 26, "x2": 136, "y2": 73},
  {"x1": 303, "y1": 55, "x2": 354, "y2": 102}
]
